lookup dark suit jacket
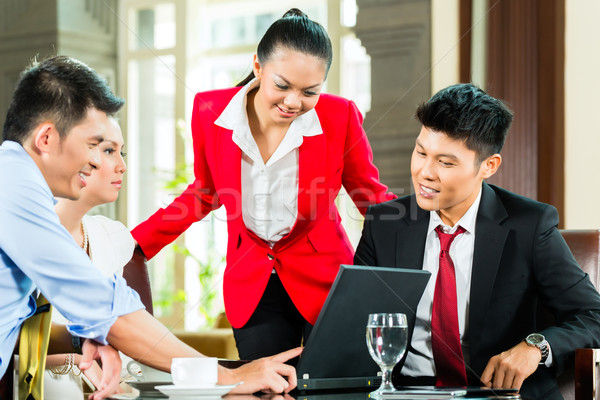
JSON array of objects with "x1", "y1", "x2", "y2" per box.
[{"x1": 354, "y1": 183, "x2": 600, "y2": 400}]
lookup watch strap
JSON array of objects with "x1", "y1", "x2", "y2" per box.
[
  {"x1": 539, "y1": 341, "x2": 549, "y2": 363},
  {"x1": 71, "y1": 335, "x2": 82, "y2": 354},
  {"x1": 525, "y1": 334, "x2": 549, "y2": 364}
]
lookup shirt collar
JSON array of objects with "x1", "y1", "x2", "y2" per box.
[
  {"x1": 2, "y1": 140, "x2": 57, "y2": 204},
  {"x1": 427, "y1": 186, "x2": 482, "y2": 235},
  {"x1": 214, "y1": 78, "x2": 323, "y2": 137}
]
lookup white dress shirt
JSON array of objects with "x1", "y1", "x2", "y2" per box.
[
  {"x1": 402, "y1": 189, "x2": 482, "y2": 376},
  {"x1": 403, "y1": 188, "x2": 553, "y2": 377},
  {"x1": 215, "y1": 79, "x2": 323, "y2": 247}
]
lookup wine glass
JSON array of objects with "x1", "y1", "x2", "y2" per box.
[{"x1": 366, "y1": 313, "x2": 408, "y2": 398}]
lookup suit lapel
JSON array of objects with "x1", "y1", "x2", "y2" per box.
[
  {"x1": 211, "y1": 86, "x2": 246, "y2": 203},
  {"x1": 396, "y1": 203, "x2": 429, "y2": 269},
  {"x1": 393, "y1": 201, "x2": 429, "y2": 361},
  {"x1": 216, "y1": 126, "x2": 242, "y2": 204},
  {"x1": 469, "y1": 183, "x2": 509, "y2": 336}
]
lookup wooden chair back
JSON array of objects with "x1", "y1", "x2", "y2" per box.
[
  {"x1": 122, "y1": 246, "x2": 154, "y2": 315},
  {"x1": 550, "y1": 230, "x2": 600, "y2": 400}
]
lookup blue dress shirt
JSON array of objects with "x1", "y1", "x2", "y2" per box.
[{"x1": 0, "y1": 140, "x2": 144, "y2": 378}]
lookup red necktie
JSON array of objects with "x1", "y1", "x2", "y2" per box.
[{"x1": 432, "y1": 225, "x2": 468, "y2": 387}]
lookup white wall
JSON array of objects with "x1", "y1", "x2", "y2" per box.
[
  {"x1": 431, "y1": 0, "x2": 459, "y2": 92},
  {"x1": 564, "y1": 0, "x2": 600, "y2": 228}
]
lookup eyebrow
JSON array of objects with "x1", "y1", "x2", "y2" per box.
[
  {"x1": 101, "y1": 139, "x2": 122, "y2": 147},
  {"x1": 274, "y1": 74, "x2": 322, "y2": 90},
  {"x1": 415, "y1": 138, "x2": 459, "y2": 160}
]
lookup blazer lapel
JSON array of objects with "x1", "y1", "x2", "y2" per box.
[
  {"x1": 469, "y1": 183, "x2": 509, "y2": 336},
  {"x1": 396, "y1": 200, "x2": 429, "y2": 269},
  {"x1": 216, "y1": 126, "x2": 242, "y2": 206}
]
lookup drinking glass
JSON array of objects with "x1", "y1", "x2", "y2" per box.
[{"x1": 366, "y1": 313, "x2": 408, "y2": 398}]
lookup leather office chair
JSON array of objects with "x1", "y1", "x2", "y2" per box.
[
  {"x1": 552, "y1": 230, "x2": 600, "y2": 400},
  {"x1": 123, "y1": 246, "x2": 154, "y2": 315}
]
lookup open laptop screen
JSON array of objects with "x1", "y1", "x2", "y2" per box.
[{"x1": 297, "y1": 265, "x2": 431, "y2": 390}]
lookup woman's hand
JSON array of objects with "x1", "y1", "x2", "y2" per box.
[{"x1": 220, "y1": 347, "x2": 303, "y2": 394}]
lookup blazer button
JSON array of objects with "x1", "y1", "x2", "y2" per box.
[{"x1": 267, "y1": 253, "x2": 275, "y2": 260}]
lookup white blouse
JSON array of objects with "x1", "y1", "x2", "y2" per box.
[
  {"x1": 85, "y1": 214, "x2": 136, "y2": 277},
  {"x1": 215, "y1": 79, "x2": 323, "y2": 247}
]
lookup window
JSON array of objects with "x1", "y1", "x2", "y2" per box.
[{"x1": 121, "y1": 0, "x2": 369, "y2": 330}]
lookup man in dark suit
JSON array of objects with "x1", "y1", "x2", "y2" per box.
[{"x1": 354, "y1": 83, "x2": 600, "y2": 400}]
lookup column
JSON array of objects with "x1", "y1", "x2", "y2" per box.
[{"x1": 354, "y1": 0, "x2": 431, "y2": 195}]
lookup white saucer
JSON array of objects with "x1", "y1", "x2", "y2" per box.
[{"x1": 155, "y1": 383, "x2": 239, "y2": 397}]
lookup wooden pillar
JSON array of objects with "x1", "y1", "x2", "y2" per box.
[
  {"x1": 0, "y1": 0, "x2": 119, "y2": 217},
  {"x1": 483, "y1": 0, "x2": 565, "y2": 219}
]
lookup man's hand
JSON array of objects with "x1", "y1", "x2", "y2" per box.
[
  {"x1": 480, "y1": 341, "x2": 542, "y2": 390},
  {"x1": 220, "y1": 347, "x2": 303, "y2": 394},
  {"x1": 79, "y1": 339, "x2": 122, "y2": 400}
]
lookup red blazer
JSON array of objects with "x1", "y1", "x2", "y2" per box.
[{"x1": 131, "y1": 87, "x2": 396, "y2": 328}]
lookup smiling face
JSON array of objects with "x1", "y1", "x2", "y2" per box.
[
  {"x1": 411, "y1": 126, "x2": 501, "y2": 226},
  {"x1": 81, "y1": 118, "x2": 126, "y2": 207},
  {"x1": 252, "y1": 49, "x2": 327, "y2": 126},
  {"x1": 44, "y1": 108, "x2": 116, "y2": 200}
]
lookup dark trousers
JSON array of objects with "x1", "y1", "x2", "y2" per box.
[{"x1": 232, "y1": 273, "x2": 312, "y2": 362}]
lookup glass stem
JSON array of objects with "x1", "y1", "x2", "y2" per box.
[{"x1": 381, "y1": 367, "x2": 394, "y2": 391}]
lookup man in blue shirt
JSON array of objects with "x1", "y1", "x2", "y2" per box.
[{"x1": 0, "y1": 56, "x2": 300, "y2": 399}]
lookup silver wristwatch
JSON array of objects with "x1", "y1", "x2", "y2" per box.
[{"x1": 525, "y1": 333, "x2": 549, "y2": 363}]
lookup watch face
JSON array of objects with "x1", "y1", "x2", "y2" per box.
[{"x1": 527, "y1": 333, "x2": 544, "y2": 345}]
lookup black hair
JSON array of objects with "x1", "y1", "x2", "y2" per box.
[
  {"x1": 237, "y1": 8, "x2": 333, "y2": 87},
  {"x1": 2, "y1": 55, "x2": 124, "y2": 144},
  {"x1": 415, "y1": 83, "x2": 514, "y2": 163}
]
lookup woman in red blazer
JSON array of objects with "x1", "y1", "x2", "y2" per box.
[{"x1": 132, "y1": 9, "x2": 395, "y2": 360}]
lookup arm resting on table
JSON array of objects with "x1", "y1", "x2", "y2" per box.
[
  {"x1": 106, "y1": 309, "x2": 301, "y2": 393},
  {"x1": 107, "y1": 309, "x2": 202, "y2": 371}
]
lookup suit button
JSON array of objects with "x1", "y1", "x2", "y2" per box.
[{"x1": 267, "y1": 253, "x2": 275, "y2": 260}]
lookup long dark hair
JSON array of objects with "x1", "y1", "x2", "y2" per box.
[{"x1": 236, "y1": 8, "x2": 333, "y2": 87}]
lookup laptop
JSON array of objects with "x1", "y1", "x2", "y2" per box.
[{"x1": 296, "y1": 265, "x2": 431, "y2": 391}]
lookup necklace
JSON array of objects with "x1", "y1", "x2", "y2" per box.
[{"x1": 81, "y1": 220, "x2": 88, "y2": 254}]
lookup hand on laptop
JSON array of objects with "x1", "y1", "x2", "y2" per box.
[
  {"x1": 221, "y1": 347, "x2": 303, "y2": 394},
  {"x1": 480, "y1": 341, "x2": 542, "y2": 390}
]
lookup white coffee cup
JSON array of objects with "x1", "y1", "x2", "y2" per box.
[
  {"x1": 126, "y1": 360, "x2": 172, "y2": 382},
  {"x1": 171, "y1": 357, "x2": 218, "y2": 388}
]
